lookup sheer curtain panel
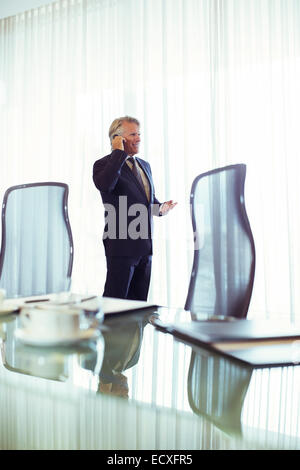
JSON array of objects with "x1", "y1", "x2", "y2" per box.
[{"x1": 1, "y1": 0, "x2": 300, "y2": 321}]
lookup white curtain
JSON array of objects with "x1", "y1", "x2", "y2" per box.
[{"x1": 1, "y1": 0, "x2": 300, "y2": 320}]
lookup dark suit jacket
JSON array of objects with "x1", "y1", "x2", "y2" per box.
[{"x1": 93, "y1": 149, "x2": 161, "y2": 257}]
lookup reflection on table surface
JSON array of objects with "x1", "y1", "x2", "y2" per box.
[{"x1": 0, "y1": 307, "x2": 300, "y2": 450}]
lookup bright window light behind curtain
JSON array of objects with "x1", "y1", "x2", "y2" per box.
[{"x1": 0, "y1": 0, "x2": 300, "y2": 321}]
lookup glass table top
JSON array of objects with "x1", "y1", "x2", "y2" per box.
[{"x1": 0, "y1": 307, "x2": 300, "y2": 450}]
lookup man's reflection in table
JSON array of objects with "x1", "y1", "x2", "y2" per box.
[{"x1": 97, "y1": 314, "x2": 149, "y2": 398}]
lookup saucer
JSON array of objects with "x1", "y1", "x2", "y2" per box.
[
  {"x1": 14, "y1": 327, "x2": 100, "y2": 347},
  {"x1": 0, "y1": 301, "x2": 20, "y2": 316}
]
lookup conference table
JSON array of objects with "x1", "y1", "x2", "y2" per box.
[{"x1": 0, "y1": 295, "x2": 300, "y2": 452}]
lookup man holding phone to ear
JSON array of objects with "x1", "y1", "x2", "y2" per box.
[{"x1": 93, "y1": 116, "x2": 177, "y2": 301}]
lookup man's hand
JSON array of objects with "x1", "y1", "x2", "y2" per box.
[
  {"x1": 160, "y1": 200, "x2": 177, "y2": 216},
  {"x1": 112, "y1": 135, "x2": 125, "y2": 151}
]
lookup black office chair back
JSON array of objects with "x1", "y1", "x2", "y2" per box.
[
  {"x1": 185, "y1": 164, "x2": 255, "y2": 318},
  {"x1": 0, "y1": 182, "x2": 73, "y2": 297}
]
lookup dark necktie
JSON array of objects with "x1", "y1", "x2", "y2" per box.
[{"x1": 128, "y1": 157, "x2": 145, "y2": 192}]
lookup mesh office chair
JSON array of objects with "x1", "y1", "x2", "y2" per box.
[
  {"x1": 0, "y1": 182, "x2": 73, "y2": 298},
  {"x1": 185, "y1": 164, "x2": 255, "y2": 319},
  {"x1": 184, "y1": 165, "x2": 255, "y2": 434}
]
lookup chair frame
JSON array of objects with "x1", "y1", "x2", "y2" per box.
[
  {"x1": 185, "y1": 164, "x2": 256, "y2": 318},
  {"x1": 0, "y1": 181, "x2": 74, "y2": 282}
]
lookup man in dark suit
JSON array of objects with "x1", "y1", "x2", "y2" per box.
[{"x1": 93, "y1": 116, "x2": 176, "y2": 300}]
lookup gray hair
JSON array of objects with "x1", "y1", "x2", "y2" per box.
[{"x1": 108, "y1": 116, "x2": 140, "y2": 143}]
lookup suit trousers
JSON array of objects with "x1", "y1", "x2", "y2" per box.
[{"x1": 103, "y1": 255, "x2": 152, "y2": 301}]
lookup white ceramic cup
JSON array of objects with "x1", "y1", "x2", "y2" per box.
[{"x1": 19, "y1": 305, "x2": 85, "y2": 340}]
